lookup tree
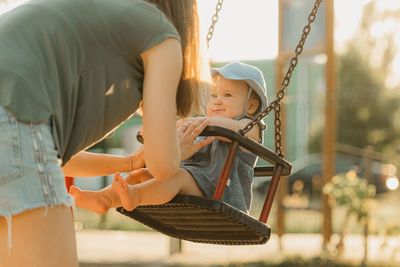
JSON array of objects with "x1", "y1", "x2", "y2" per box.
[{"x1": 336, "y1": 1, "x2": 400, "y2": 154}]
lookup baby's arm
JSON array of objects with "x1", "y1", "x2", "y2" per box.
[
  {"x1": 207, "y1": 117, "x2": 261, "y2": 143},
  {"x1": 178, "y1": 116, "x2": 261, "y2": 143}
]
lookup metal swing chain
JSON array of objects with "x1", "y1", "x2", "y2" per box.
[
  {"x1": 239, "y1": 0, "x2": 323, "y2": 158},
  {"x1": 206, "y1": 0, "x2": 224, "y2": 48}
]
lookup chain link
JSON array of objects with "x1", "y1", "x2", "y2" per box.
[
  {"x1": 206, "y1": 0, "x2": 224, "y2": 48},
  {"x1": 240, "y1": 0, "x2": 323, "y2": 157}
]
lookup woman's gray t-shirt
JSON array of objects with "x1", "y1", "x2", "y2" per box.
[{"x1": 0, "y1": 0, "x2": 180, "y2": 164}]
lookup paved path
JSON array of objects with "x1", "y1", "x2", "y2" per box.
[{"x1": 76, "y1": 230, "x2": 400, "y2": 266}]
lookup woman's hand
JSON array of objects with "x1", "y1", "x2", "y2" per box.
[
  {"x1": 177, "y1": 117, "x2": 214, "y2": 161},
  {"x1": 124, "y1": 168, "x2": 154, "y2": 185}
]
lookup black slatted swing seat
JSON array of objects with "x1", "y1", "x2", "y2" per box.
[
  {"x1": 117, "y1": 195, "x2": 269, "y2": 245},
  {"x1": 118, "y1": 195, "x2": 269, "y2": 245},
  {"x1": 117, "y1": 126, "x2": 292, "y2": 245},
  {"x1": 117, "y1": 0, "x2": 322, "y2": 246}
]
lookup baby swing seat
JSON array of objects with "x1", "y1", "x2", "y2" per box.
[
  {"x1": 117, "y1": 194, "x2": 270, "y2": 245},
  {"x1": 117, "y1": 126, "x2": 292, "y2": 245}
]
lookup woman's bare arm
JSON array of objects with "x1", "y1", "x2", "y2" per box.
[
  {"x1": 140, "y1": 38, "x2": 182, "y2": 181},
  {"x1": 62, "y1": 117, "x2": 212, "y2": 178},
  {"x1": 62, "y1": 145, "x2": 145, "y2": 177}
]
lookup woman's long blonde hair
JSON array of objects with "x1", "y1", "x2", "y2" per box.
[{"x1": 146, "y1": 0, "x2": 210, "y2": 117}]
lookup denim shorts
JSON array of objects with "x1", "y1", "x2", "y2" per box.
[{"x1": 0, "y1": 105, "x2": 74, "y2": 217}]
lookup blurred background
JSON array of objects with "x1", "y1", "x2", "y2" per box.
[{"x1": 1, "y1": 0, "x2": 400, "y2": 266}]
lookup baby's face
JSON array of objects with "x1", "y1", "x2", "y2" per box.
[{"x1": 206, "y1": 75, "x2": 249, "y2": 119}]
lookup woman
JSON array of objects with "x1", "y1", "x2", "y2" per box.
[{"x1": 0, "y1": 0, "x2": 210, "y2": 265}]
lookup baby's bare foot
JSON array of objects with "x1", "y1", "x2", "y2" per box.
[
  {"x1": 112, "y1": 173, "x2": 136, "y2": 211},
  {"x1": 70, "y1": 186, "x2": 112, "y2": 214}
]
